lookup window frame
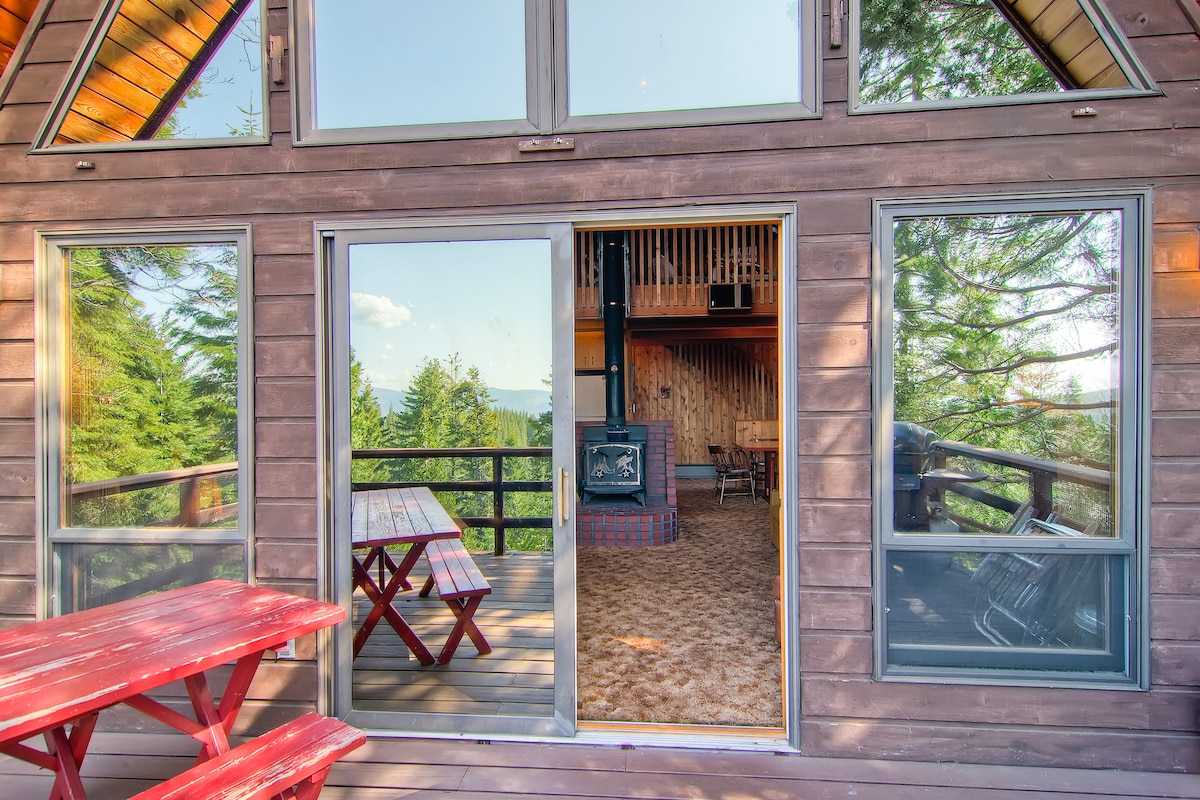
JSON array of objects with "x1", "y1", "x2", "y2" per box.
[
  {"x1": 291, "y1": 0, "x2": 820, "y2": 145},
  {"x1": 30, "y1": 0, "x2": 271, "y2": 153},
  {"x1": 848, "y1": 0, "x2": 1159, "y2": 115},
  {"x1": 870, "y1": 189, "x2": 1151, "y2": 688},
  {"x1": 35, "y1": 226, "x2": 255, "y2": 618}
]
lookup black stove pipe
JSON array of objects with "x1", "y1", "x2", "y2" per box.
[{"x1": 599, "y1": 231, "x2": 629, "y2": 434}]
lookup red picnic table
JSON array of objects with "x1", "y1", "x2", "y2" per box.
[
  {"x1": 351, "y1": 486, "x2": 469, "y2": 664},
  {"x1": 0, "y1": 579, "x2": 345, "y2": 800}
]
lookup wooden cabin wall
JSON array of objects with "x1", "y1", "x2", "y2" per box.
[
  {"x1": 0, "y1": 0, "x2": 1196, "y2": 771},
  {"x1": 628, "y1": 342, "x2": 778, "y2": 464}
]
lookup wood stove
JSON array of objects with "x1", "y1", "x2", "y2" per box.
[
  {"x1": 580, "y1": 425, "x2": 647, "y2": 506},
  {"x1": 578, "y1": 230, "x2": 648, "y2": 506}
]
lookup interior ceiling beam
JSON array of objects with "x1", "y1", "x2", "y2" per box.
[{"x1": 629, "y1": 325, "x2": 777, "y2": 344}]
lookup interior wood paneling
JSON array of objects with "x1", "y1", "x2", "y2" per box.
[{"x1": 628, "y1": 341, "x2": 778, "y2": 465}]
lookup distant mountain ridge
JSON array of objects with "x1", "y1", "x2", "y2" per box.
[{"x1": 372, "y1": 386, "x2": 550, "y2": 417}]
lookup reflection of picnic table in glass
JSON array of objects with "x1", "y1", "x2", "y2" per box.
[{"x1": 352, "y1": 487, "x2": 492, "y2": 665}]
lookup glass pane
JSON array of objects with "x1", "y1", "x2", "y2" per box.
[
  {"x1": 66, "y1": 245, "x2": 240, "y2": 530},
  {"x1": 890, "y1": 211, "x2": 1121, "y2": 539},
  {"x1": 885, "y1": 550, "x2": 1124, "y2": 670},
  {"x1": 858, "y1": 0, "x2": 1065, "y2": 104},
  {"x1": 56, "y1": 542, "x2": 244, "y2": 613},
  {"x1": 312, "y1": 0, "x2": 528, "y2": 129},
  {"x1": 347, "y1": 238, "x2": 556, "y2": 722},
  {"x1": 52, "y1": 1, "x2": 264, "y2": 144},
  {"x1": 161, "y1": 2, "x2": 265, "y2": 139},
  {"x1": 567, "y1": 0, "x2": 800, "y2": 117}
]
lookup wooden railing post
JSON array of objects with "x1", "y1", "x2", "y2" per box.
[
  {"x1": 179, "y1": 476, "x2": 201, "y2": 527},
  {"x1": 1030, "y1": 469, "x2": 1056, "y2": 521},
  {"x1": 493, "y1": 454, "x2": 506, "y2": 556}
]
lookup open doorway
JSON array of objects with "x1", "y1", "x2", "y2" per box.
[{"x1": 572, "y1": 222, "x2": 786, "y2": 732}]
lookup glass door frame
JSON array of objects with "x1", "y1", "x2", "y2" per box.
[
  {"x1": 315, "y1": 203, "x2": 799, "y2": 748},
  {"x1": 317, "y1": 218, "x2": 577, "y2": 737}
]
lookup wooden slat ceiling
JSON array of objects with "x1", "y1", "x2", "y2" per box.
[
  {"x1": 999, "y1": 0, "x2": 1131, "y2": 90},
  {"x1": 55, "y1": 0, "x2": 250, "y2": 144},
  {"x1": 0, "y1": 0, "x2": 39, "y2": 74}
]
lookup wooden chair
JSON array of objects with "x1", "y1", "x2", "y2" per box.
[{"x1": 708, "y1": 444, "x2": 755, "y2": 504}]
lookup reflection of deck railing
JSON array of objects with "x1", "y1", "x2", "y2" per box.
[
  {"x1": 930, "y1": 441, "x2": 1112, "y2": 534},
  {"x1": 352, "y1": 447, "x2": 552, "y2": 555},
  {"x1": 70, "y1": 461, "x2": 239, "y2": 527}
]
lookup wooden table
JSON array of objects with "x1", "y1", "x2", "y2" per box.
[
  {"x1": 737, "y1": 438, "x2": 780, "y2": 500},
  {"x1": 0, "y1": 579, "x2": 344, "y2": 800},
  {"x1": 351, "y1": 486, "x2": 463, "y2": 664}
]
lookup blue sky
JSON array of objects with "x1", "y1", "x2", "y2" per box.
[
  {"x1": 349, "y1": 240, "x2": 553, "y2": 395},
  {"x1": 168, "y1": 4, "x2": 264, "y2": 139},
  {"x1": 309, "y1": 0, "x2": 801, "y2": 128}
]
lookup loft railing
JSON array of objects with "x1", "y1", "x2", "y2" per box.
[
  {"x1": 352, "y1": 447, "x2": 553, "y2": 555},
  {"x1": 575, "y1": 224, "x2": 780, "y2": 317}
]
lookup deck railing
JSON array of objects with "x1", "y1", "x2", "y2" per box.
[
  {"x1": 70, "y1": 461, "x2": 239, "y2": 528},
  {"x1": 929, "y1": 440, "x2": 1112, "y2": 535},
  {"x1": 352, "y1": 447, "x2": 553, "y2": 555}
]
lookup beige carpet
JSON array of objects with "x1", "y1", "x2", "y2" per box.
[{"x1": 576, "y1": 478, "x2": 783, "y2": 727}]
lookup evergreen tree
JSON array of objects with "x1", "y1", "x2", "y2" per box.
[{"x1": 859, "y1": 0, "x2": 1060, "y2": 104}]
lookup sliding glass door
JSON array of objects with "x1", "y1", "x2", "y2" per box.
[{"x1": 322, "y1": 222, "x2": 576, "y2": 736}]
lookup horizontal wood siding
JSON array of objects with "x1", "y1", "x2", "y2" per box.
[{"x1": 0, "y1": 0, "x2": 1195, "y2": 774}]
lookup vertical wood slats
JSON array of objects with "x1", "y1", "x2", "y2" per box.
[
  {"x1": 629, "y1": 341, "x2": 777, "y2": 464},
  {"x1": 574, "y1": 223, "x2": 779, "y2": 318}
]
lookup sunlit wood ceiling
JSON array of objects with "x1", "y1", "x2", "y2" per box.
[
  {"x1": 0, "y1": 0, "x2": 39, "y2": 74},
  {"x1": 55, "y1": 0, "x2": 250, "y2": 144},
  {"x1": 999, "y1": 0, "x2": 1130, "y2": 90}
]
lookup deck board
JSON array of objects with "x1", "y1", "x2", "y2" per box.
[
  {"x1": 3, "y1": 732, "x2": 1197, "y2": 800},
  {"x1": 352, "y1": 550, "x2": 556, "y2": 718}
]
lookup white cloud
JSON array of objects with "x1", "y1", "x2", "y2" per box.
[{"x1": 351, "y1": 292, "x2": 411, "y2": 329}]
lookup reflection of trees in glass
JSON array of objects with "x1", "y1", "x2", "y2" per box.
[
  {"x1": 68, "y1": 245, "x2": 239, "y2": 527},
  {"x1": 350, "y1": 354, "x2": 553, "y2": 551},
  {"x1": 893, "y1": 211, "x2": 1121, "y2": 530},
  {"x1": 894, "y1": 212, "x2": 1118, "y2": 459},
  {"x1": 859, "y1": 0, "x2": 1059, "y2": 103}
]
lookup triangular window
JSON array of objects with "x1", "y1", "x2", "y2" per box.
[
  {"x1": 37, "y1": 0, "x2": 265, "y2": 148},
  {"x1": 854, "y1": 0, "x2": 1154, "y2": 108}
]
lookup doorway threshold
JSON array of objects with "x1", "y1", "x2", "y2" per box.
[{"x1": 574, "y1": 720, "x2": 793, "y2": 753}]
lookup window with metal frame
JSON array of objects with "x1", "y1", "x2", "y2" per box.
[
  {"x1": 37, "y1": 229, "x2": 253, "y2": 615},
  {"x1": 851, "y1": 0, "x2": 1156, "y2": 112},
  {"x1": 293, "y1": 0, "x2": 819, "y2": 144},
  {"x1": 872, "y1": 192, "x2": 1148, "y2": 685}
]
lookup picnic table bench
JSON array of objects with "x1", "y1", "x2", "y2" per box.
[
  {"x1": 129, "y1": 712, "x2": 363, "y2": 800},
  {"x1": 0, "y1": 579, "x2": 362, "y2": 800},
  {"x1": 419, "y1": 537, "x2": 493, "y2": 664}
]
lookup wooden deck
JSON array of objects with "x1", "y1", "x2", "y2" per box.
[
  {"x1": 352, "y1": 550, "x2": 555, "y2": 717},
  {"x1": 3, "y1": 728, "x2": 1197, "y2": 800}
]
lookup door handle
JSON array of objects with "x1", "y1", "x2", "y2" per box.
[{"x1": 558, "y1": 467, "x2": 571, "y2": 525}]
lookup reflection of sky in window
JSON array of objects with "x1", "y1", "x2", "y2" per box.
[
  {"x1": 167, "y1": 3, "x2": 264, "y2": 139},
  {"x1": 567, "y1": 0, "x2": 800, "y2": 116},
  {"x1": 349, "y1": 240, "x2": 552, "y2": 394},
  {"x1": 312, "y1": 0, "x2": 527, "y2": 129}
]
